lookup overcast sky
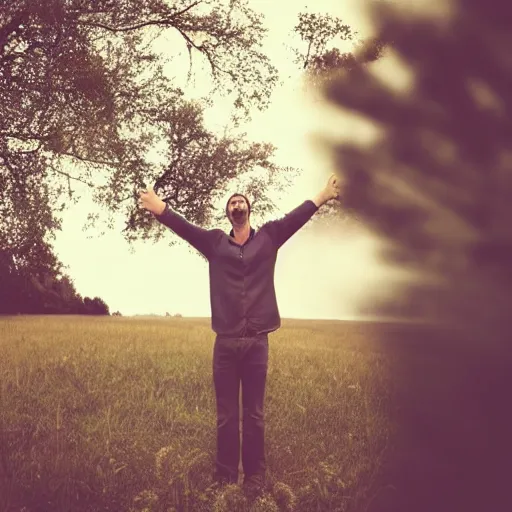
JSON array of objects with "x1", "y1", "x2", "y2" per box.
[{"x1": 52, "y1": 0, "x2": 412, "y2": 319}]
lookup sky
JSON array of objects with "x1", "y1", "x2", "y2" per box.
[{"x1": 52, "y1": 0, "x2": 413, "y2": 319}]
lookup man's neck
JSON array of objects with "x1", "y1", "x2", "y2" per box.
[{"x1": 231, "y1": 222, "x2": 251, "y2": 244}]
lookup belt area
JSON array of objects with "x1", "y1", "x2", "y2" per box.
[{"x1": 221, "y1": 327, "x2": 262, "y2": 338}]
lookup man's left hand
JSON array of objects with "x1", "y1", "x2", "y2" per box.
[
  {"x1": 324, "y1": 173, "x2": 341, "y2": 201},
  {"x1": 312, "y1": 173, "x2": 342, "y2": 208}
]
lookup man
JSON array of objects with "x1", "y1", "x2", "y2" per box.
[{"x1": 138, "y1": 174, "x2": 340, "y2": 500}]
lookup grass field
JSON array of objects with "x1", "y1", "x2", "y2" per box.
[
  {"x1": 0, "y1": 316, "x2": 395, "y2": 512},
  {"x1": 3, "y1": 316, "x2": 512, "y2": 512}
]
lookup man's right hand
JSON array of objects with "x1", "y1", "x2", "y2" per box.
[{"x1": 138, "y1": 186, "x2": 166, "y2": 215}]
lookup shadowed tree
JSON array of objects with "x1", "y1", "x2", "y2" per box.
[
  {"x1": 0, "y1": 241, "x2": 109, "y2": 314},
  {"x1": 83, "y1": 296, "x2": 110, "y2": 315},
  {"x1": 317, "y1": 1, "x2": 512, "y2": 510}
]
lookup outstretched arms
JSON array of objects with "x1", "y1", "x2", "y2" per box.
[
  {"x1": 263, "y1": 173, "x2": 341, "y2": 248},
  {"x1": 139, "y1": 187, "x2": 216, "y2": 259}
]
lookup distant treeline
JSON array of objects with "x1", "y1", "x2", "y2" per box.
[{"x1": 0, "y1": 251, "x2": 110, "y2": 316}]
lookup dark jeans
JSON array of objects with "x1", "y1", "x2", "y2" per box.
[{"x1": 212, "y1": 333, "x2": 268, "y2": 485}]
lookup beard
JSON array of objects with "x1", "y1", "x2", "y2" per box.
[{"x1": 231, "y1": 209, "x2": 247, "y2": 223}]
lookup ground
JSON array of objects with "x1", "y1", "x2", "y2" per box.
[{"x1": 1, "y1": 316, "x2": 510, "y2": 511}]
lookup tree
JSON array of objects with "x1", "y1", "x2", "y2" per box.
[
  {"x1": 121, "y1": 95, "x2": 296, "y2": 243},
  {"x1": 0, "y1": 239, "x2": 64, "y2": 314},
  {"x1": 84, "y1": 296, "x2": 110, "y2": 315},
  {"x1": 292, "y1": 12, "x2": 354, "y2": 70},
  {"x1": 1, "y1": 0, "x2": 286, "y2": 260},
  {"x1": 292, "y1": 12, "x2": 386, "y2": 85},
  {"x1": 0, "y1": 241, "x2": 111, "y2": 315}
]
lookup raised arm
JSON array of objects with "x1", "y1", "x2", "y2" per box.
[
  {"x1": 262, "y1": 201, "x2": 318, "y2": 248},
  {"x1": 139, "y1": 187, "x2": 216, "y2": 259},
  {"x1": 263, "y1": 174, "x2": 341, "y2": 249}
]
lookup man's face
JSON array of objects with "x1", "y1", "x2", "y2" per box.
[{"x1": 228, "y1": 196, "x2": 249, "y2": 225}]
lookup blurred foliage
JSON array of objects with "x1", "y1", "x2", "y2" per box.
[
  {"x1": 316, "y1": 1, "x2": 512, "y2": 510},
  {"x1": 317, "y1": 0, "x2": 512, "y2": 344}
]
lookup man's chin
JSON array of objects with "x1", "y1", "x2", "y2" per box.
[{"x1": 232, "y1": 214, "x2": 247, "y2": 224}]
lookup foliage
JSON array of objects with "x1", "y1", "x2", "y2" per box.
[
  {"x1": 0, "y1": 0, "x2": 284, "y2": 266},
  {"x1": 318, "y1": 1, "x2": 512, "y2": 509},
  {"x1": 119, "y1": 95, "x2": 296, "y2": 243},
  {"x1": 0, "y1": 248, "x2": 109, "y2": 314},
  {"x1": 292, "y1": 11, "x2": 386, "y2": 83},
  {"x1": 292, "y1": 12, "x2": 354, "y2": 71},
  {"x1": 0, "y1": 0, "x2": 293, "y2": 306},
  {"x1": 319, "y1": 0, "x2": 512, "y2": 344}
]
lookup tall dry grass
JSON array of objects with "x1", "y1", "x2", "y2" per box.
[{"x1": 0, "y1": 316, "x2": 393, "y2": 512}]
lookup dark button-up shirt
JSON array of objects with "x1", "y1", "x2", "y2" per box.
[{"x1": 155, "y1": 200, "x2": 319, "y2": 336}]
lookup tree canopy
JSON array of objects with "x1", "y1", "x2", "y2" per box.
[
  {"x1": 0, "y1": 0, "x2": 298, "y2": 313},
  {"x1": 1, "y1": 0, "x2": 285, "y2": 252}
]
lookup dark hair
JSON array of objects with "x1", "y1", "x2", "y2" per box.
[{"x1": 225, "y1": 193, "x2": 251, "y2": 219}]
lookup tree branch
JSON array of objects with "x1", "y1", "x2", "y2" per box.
[
  {"x1": 174, "y1": 27, "x2": 231, "y2": 78},
  {"x1": 78, "y1": 17, "x2": 175, "y2": 33},
  {"x1": 51, "y1": 168, "x2": 95, "y2": 188},
  {"x1": 77, "y1": 1, "x2": 203, "y2": 33},
  {"x1": 3, "y1": 135, "x2": 121, "y2": 168},
  {"x1": 16, "y1": 142, "x2": 42, "y2": 154},
  {"x1": 170, "y1": 1, "x2": 204, "y2": 21},
  {"x1": 2, "y1": 132, "x2": 50, "y2": 142},
  {"x1": 56, "y1": 150, "x2": 120, "y2": 168},
  {"x1": 304, "y1": 39, "x2": 313, "y2": 69}
]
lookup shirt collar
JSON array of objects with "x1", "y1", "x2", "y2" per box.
[{"x1": 229, "y1": 226, "x2": 255, "y2": 239}]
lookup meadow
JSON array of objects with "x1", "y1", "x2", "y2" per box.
[{"x1": 0, "y1": 316, "x2": 395, "y2": 512}]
